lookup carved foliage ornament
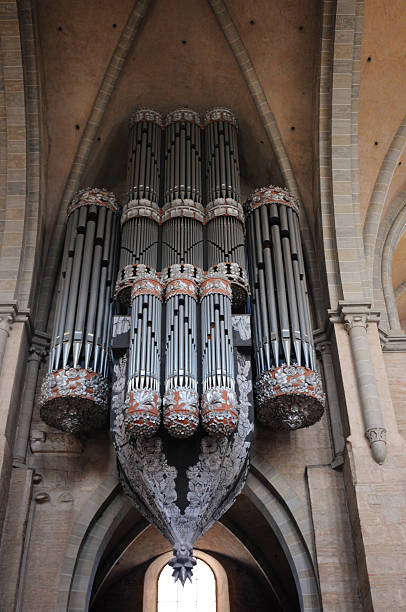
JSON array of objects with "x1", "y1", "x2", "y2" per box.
[
  {"x1": 67, "y1": 187, "x2": 121, "y2": 216},
  {"x1": 40, "y1": 367, "x2": 110, "y2": 434},
  {"x1": 255, "y1": 364, "x2": 325, "y2": 430},
  {"x1": 244, "y1": 185, "x2": 300, "y2": 217}
]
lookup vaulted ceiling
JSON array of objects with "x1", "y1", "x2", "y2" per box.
[{"x1": 34, "y1": 0, "x2": 406, "y2": 323}]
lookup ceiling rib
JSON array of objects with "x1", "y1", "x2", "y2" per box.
[{"x1": 35, "y1": 0, "x2": 153, "y2": 332}]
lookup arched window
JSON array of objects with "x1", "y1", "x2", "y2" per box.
[
  {"x1": 157, "y1": 558, "x2": 216, "y2": 612},
  {"x1": 143, "y1": 550, "x2": 230, "y2": 612}
]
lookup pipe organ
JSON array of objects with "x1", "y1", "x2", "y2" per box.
[
  {"x1": 40, "y1": 188, "x2": 120, "y2": 433},
  {"x1": 245, "y1": 186, "x2": 325, "y2": 430},
  {"x1": 204, "y1": 109, "x2": 248, "y2": 309},
  {"x1": 40, "y1": 106, "x2": 324, "y2": 584}
]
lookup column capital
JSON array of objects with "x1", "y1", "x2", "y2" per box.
[{"x1": 329, "y1": 301, "x2": 380, "y2": 330}]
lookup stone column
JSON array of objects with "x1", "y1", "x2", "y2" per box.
[
  {"x1": 315, "y1": 334, "x2": 345, "y2": 466},
  {"x1": 13, "y1": 333, "x2": 48, "y2": 465},
  {"x1": 0, "y1": 312, "x2": 14, "y2": 377},
  {"x1": 343, "y1": 311, "x2": 386, "y2": 464}
]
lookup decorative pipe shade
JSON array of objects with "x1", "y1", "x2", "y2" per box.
[
  {"x1": 245, "y1": 186, "x2": 325, "y2": 430},
  {"x1": 40, "y1": 188, "x2": 121, "y2": 434}
]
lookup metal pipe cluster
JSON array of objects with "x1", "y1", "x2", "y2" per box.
[
  {"x1": 204, "y1": 109, "x2": 248, "y2": 309},
  {"x1": 124, "y1": 275, "x2": 163, "y2": 438},
  {"x1": 245, "y1": 186, "x2": 325, "y2": 430},
  {"x1": 39, "y1": 188, "x2": 121, "y2": 434},
  {"x1": 116, "y1": 109, "x2": 162, "y2": 305},
  {"x1": 163, "y1": 275, "x2": 199, "y2": 438},
  {"x1": 201, "y1": 276, "x2": 237, "y2": 435}
]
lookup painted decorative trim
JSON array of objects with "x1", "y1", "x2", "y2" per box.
[
  {"x1": 255, "y1": 365, "x2": 325, "y2": 430},
  {"x1": 245, "y1": 185, "x2": 300, "y2": 217},
  {"x1": 162, "y1": 200, "x2": 205, "y2": 223},
  {"x1": 115, "y1": 264, "x2": 160, "y2": 305},
  {"x1": 165, "y1": 278, "x2": 199, "y2": 301},
  {"x1": 201, "y1": 387, "x2": 238, "y2": 436},
  {"x1": 39, "y1": 367, "x2": 110, "y2": 433},
  {"x1": 161, "y1": 264, "x2": 204, "y2": 285},
  {"x1": 67, "y1": 187, "x2": 121, "y2": 217},
  {"x1": 131, "y1": 276, "x2": 163, "y2": 300},
  {"x1": 121, "y1": 199, "x2": 161, "y2": 225},
  {"x1": 165, "y1": 108, "x2": 201, "y2": 125},
  {"x1": 200, "y1": 276, "x2": 232, "y2": 300},
  {"x1": 204, "y1": 108, "x2": 238, "y2": 128},
  {"x1": 163, "y1": 388, "x2": 199, "y2": 438},
  {"x1": 123, "y1": 389, "x2": 161, "y2": 438},
  {"x1": 129, "y1": 108, "x2": 162, "y2": 127}
]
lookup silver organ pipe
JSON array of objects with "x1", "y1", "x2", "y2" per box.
[
  {"x1": 244, "y1": 186, "x2": 325, "y2": 430},
  {"x1": 124, "y1": 275, "x2": 163, "y2": 438},
  {"x1": 116, "y1": 109, "x2": 162, "y2": 305},
  {"x1": 163, "y1": 275, "x2": 199, "y2": 438},
  {"x1": 161, "y1": 109, "x2": 203, "y2": 438},
  {"x1": 162, "y1": 109, "x2": 204, "y2": 270},
  {"x1": 200, "y1": 276, "x2": 237, "y2": 436},
  {"x1": 40, "y1": 188, "x2": 121, "y2": 434},
  {"x1": 204, "y1": 108, "x2": 248, "y2": 310}
]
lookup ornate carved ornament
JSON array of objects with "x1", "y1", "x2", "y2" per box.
[
  {"x1": 244, "y1": 185, "x2": 300, "y2": 218},
  {"x1": 67, "y1": 187, "x2": 121, "y2": 217},
  {"x1": 165, "y1": 277, "x2": 199, "y2": 301},
  {"x1": 200, "y1": 276, "x2": 232, "y2": 300},
  {"x1": 204, "y1": 108, "x2": 238, "y2": 128},
  {"x1": 131, "y1": 276, "x2": 163, "y2": 301},
  {"x1": 205, "y1": 198, "x2": 244, "y2": 222},
  {"x1": 40, "y1": 367, "x2": 110, "y2": 434},
  {"x1": 255, "y1": 364, "x2": 325, "y2": 431},
  {"x1": 121, "y1": 200, "x2": 161, "y2": 225},
  {"x1": 129, "y1": 108, "x2": 163, "y2": 128},
  {"x1": 201, "y1": 387, "x2": 238, "y2": 436},
  {"x1": 161, "y1": 264, "x2": 204, "y2": 285},
  {"x1": 115, "y1": 264, "x2": 160, "y2": 305},
  {"x1": 165, "y1": 108, "x2": 201, "y2": 125},
  {"x1": 123, "y1": 388, "x2": 162, "y2": 438},
  {"x1": 163, "y1": 387, "x2": 200, "y2": 438},
  {"x1": 162, "y1": 200, "x2": 205, "y2": 223}
]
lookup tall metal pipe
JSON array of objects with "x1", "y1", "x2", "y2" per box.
[
  {"x1": 244, "y1": 186, "x2": 325, "y2": 431},
  {"x1": 116, "y1": 109, "x2": 162, "y2": 306},
  {"x1": 200, "y1": 276, "x2": 238, "y2": 436},
  {"x1": 163, "y1": 274, "x2": 199, "y2": 438},
  {"x1": 204, "y1": 108, "x2": 249, "y2": 310},
  {"x1": 123, "y1": 275, "x2": 163, "y2": 438},
  {"x1": 40, "y1": 188, "x2": 121, "y2": 434}
]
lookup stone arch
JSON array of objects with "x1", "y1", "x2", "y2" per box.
[
  {"x1": 143, "y1": 550, "x2": 230, "y2": 612},
  {"x1": 0, "y1": 0, "x2": 43, "y2": 311},
  {"x1": 57, "y1": 458, "x2": 320, "y2": 612},
  {"x1": 373, "y1": 189, "x2": 406, "y2": 331},
  {"x1": 381, "y1": 207, "x2": 406, "y2": 330},
  {"x1": 364, "y1": 115, "x2": 406, "y2": 281}
]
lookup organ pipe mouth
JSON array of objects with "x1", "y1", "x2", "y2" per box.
[{"x1": 244, "y1": 185, "x2": 300, "y2": 218}]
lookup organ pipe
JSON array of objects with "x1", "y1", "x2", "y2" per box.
[
  {"x1": 245, "y1": 186, "x2": 325, "y2": 430},
  {"x1": 163, "y1": 274, "x2": 199, "y2": 438},
  {"x1": 161, "y1": 109, "x2": 203, "y2": 438},
  {"x1": 200, "y1": 276, "x2": 237, "y2": 436},
  {"x1": 123, "y1": 274, "x2": 163, "y2": 438},
  {"x1": 40, "y1": 188, "x2": 121, "y2": 434},
  {"x1": 204, "y1": 109, "x2": 248, "y2": 309},
  {"x1": 116, "y1": 109, "x2": 162, "y2": 305}
]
